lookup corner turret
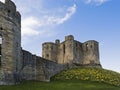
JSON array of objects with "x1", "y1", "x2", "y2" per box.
[
  {"x1": 82, "y1": 40, "x2": 101, "y2": 67},
  {"x1": 42, "y1": 42, "x2": 58, "y2": 62},
  {"x1": 55, "y1": 39, "x2": 60, "y2": 44}
]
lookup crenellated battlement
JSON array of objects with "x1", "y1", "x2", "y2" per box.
[
  {"x1": 42, "y1": 35, "x2": 101, "y2": 67},
  {"x1": 83, "y1": 40, "x2": 99, "y2": 52},
  {"x1": 0, "y1": 0, "x2": 21, "y2": 25}
]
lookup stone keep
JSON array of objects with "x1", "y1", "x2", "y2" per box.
[
  {"x1": 0, "y1": 0, "x2": 21, "y2": 85},
  {"x1": 42, "y1": 35, "x2": 101, "y2": 66}
]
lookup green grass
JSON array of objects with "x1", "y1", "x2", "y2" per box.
[
  {"x1": 0, "y1": 80, "x2": 120, "y2": 90},
  {"x1": 0, "y1": 67, "x2": 120, "y2": 90}
]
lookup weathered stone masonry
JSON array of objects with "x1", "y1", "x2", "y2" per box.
[
  {"x1": 0, "y1": 0, "x2": 21, "y2": 85},
  {"x1": 0, "y1": 0, "x2": 102, "y2": 85},
  {"x1": 42, "y1": 35, "x2": 101, "y2": 66}
]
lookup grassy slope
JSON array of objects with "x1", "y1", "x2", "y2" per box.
[
  {"x1": 0, "y1": 67, "x2": 120, "y2": 90},
  {"x1": 51, "y1": 67, "x2": 120, "y2": 86},
  {"x1": 0, "y1": 80, "x2": 120, "y2": 90}
]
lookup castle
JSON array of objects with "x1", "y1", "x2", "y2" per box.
[
  {"x1": 42, "y1": 35, "x2": 100, "y2": 65},
  {"x1": 0, "y1": 0, "x2": 101, "y2": 85}
]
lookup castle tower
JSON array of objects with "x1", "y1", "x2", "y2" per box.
[
  {"x1": 82, "y1": 40, "x2": 101, "y2": 66},
  {"x1": 0, "y1": 0, "x2": 21, "y2": 85},
  {"x1": 58, "y1": 35, "x2": 74, "y2": 64},
  {"x1": 73, "y1": 41, "x2": 83, "y2": 65},
  {"x1": 42, "y1": 42, "x2": 58, "y2": 62}
]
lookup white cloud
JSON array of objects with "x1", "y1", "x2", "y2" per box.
[
  {"x1": 1, "y1": 0, "x2": 76, "y2": 37},
  {"x1": 21, "y1": 17, "x2": 40, "y2": 36},
  {"x1": 14, "y1": 0, "x2": 43, "y2": 15},
  {"x1": 0, "y1": 0, "x2": 4, "y2": 2},
  {"x1": 21, "y1": 4, "x2": 77, "y2": 36},
  {"x1": 50, "y1": 4, "x2": 76, "y2": 25},
  {"x1": 84, "y1": 0, "x2": 109, "y2": 5}
]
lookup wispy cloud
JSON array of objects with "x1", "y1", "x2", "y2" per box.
[
  {"x1": 49, "y1": 4, "x2": 76, "y2": 25},
  {"x1": 84, "y1": 0, "x2": 109, "y2": 5},
  {"x1": 21, "y1": 4, "x2": 77, "y2": 37}
]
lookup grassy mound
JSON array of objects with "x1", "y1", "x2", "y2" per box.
[{"x1": 51, "y1": 67, "x2": 120, "y2": 87}]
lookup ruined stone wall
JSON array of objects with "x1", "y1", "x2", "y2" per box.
[
  {"x1": 0, "y1": 0, "x2": 21, "y2": 85},
  {"x1": 36, "y1": 57, "x2": 64, "y2": 81},
  {"x1": 22, "y1": 50, "x2": 64, "y2": 81},
  {"x1": 21, "y1": 50, "x2": 36, "y2": 80}
]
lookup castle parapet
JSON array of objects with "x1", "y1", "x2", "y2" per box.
[
  {"x1": 0, "y1": 0, "x2": 21, "y2": 25},
  {"x1": 83, "y1": 40, "x2": 98, "y2": 52}
]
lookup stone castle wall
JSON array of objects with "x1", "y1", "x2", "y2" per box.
[
  {"x1": 21, "y1": 50, "x2": 64, "y2": 81},
  {"x1": 0, "y1": 0, "x2": 21, "y2": 85},
  {"x1": 42, "y1": 35, "x2": 101, "y2": 67}
]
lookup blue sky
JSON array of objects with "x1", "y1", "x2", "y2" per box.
[{"x1": 0, "y1": 0, "x2": 120, "y2": 73}]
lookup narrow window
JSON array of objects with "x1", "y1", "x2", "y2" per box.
[
  {"x1": 90, "y1": 45, "x2": 92, "y2": 48},
  {"x1": 0, "y1": 27, "x2": 3, "y2": 30},
  {"x1": 0, "y1": 35, "x2": 2, "y2": 66},
  {"x1": 76, "y1": 43, "x2": 78, "y2": 52},
  {"x1": 7, "y1": 10, "x2": 11, "y2": 17},
  {"x1": 46, "y1": 54, "x2": 49, "y2": 58},
  {"x1": 46, "y1": 45, "x2": 49, "y2": 49},
  {"x1": 16, "y1": 42, "x2": 19, "y2": 47},
  {"x1": 51, "y1": 46, "x2": 53, "y2": 50},
  {"x1": 16, "y1": 59, "x2": 18, "y2": 71},
  {"x1": 76, "y1": 43, "x2": 77, "y2": 47},
  {"x1": 8, "y1": 10, "x2": 11, "y2": 13},
  {"x1": 86, "y1": 43, "x2": 88, "y2": 51},
  {"x1": 63, "y1": 44, "x2": 65, "y2": 54},
  {"x1": 0, "y1": 36, "x2": 2, "y2": 44}
]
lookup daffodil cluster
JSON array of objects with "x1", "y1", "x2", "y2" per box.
[{"x1": 51, "y1": 67, "x2": 120, "y2": 87}]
